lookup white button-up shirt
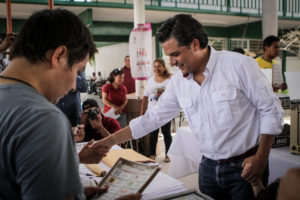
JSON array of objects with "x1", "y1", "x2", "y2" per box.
[{"x1": 130, "y1": 47, "x2": 283, "y2": 160}]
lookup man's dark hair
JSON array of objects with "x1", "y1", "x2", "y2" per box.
[
  {"x1": 157, "y1": 14, "x2": 208, "y2": 49},
  {"x1": 232, "y1": 48, "x2": 245, "y2": 54},
  {"x1": 10, "y1": 9, "x2": 97, "y2": 67},
  {"x1": 263, "y1": 35, "x2": 280, "y2": 51}
]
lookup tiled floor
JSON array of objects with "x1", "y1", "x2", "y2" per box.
[{"x1": 82, "y1": 93, "x2": 200, "y2": 191}]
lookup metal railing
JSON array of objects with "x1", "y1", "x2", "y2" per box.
[{"x1": 5, "y1": 0, "x2": 300, "y2": 18}]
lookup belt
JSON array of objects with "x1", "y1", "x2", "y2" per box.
[{"x1": 215, "y1": 146, "x2": 259, "y2": 163}]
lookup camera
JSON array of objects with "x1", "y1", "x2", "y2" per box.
[{"x1": 86, "y1": 108, "x2": 99, "y2": 121}]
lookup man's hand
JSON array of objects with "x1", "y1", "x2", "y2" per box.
[
  {"x1": 241, "y1": 155, "x2": 267, "y2": 184},
  {"x1": 89, "y1": 112, "x2": 103, "y2": 130},
  {"x1": 156, "y1": 88, "x2": 165, "y2": 99},
  {"x1": 92, "y1": 135, "x2": 115, "y2": 150},
  {"x1": 0, "y1": 33, "x2": 16, "y2": 52},
  {"x1": 79, "y1": 139, "x2": 109, "y2": 164},
  {"x1": 84, "y1": 185, "x2": 109, "y2": 199},
  {"x1": 72, "y1": 124, "x2": 85, "y2": 142},
  {"x1": 114, "y1": 106, "x2": 122, "y2": 114},
  {"x1": 281, "y1": 82, "x2": 288, "y2": 91}
]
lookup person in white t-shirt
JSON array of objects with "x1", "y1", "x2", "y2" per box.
[{"x1": 140, "y1": 58, "x2": 172, "y2": 162}]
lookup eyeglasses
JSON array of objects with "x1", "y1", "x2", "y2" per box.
[{"x1": 113, "y1": 68, "x2": 123, "y2": 75}]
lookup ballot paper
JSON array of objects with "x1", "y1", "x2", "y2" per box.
[
  {"x1": 142, "y1": 172, "x2": 186, "y2": 199},
  {"x1": 93, "y1": 158, "x2": 160, "y2": 200},
  {"x1": 272, "y1": 63, "x2": 284, "y2": 87},
  {"x1": 103, "y1": 108, "x2": 120, "y2": 119},
  {"x1": 261, "y1": 69, "x2": 272, "y2": 85},
  {"x1": 77, "y1": 144, "x2": 187, "y2": 200}
]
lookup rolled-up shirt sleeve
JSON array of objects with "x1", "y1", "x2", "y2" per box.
[
  {"x1": 130, "y1": 78, "x2": 181, "y2": 139},
  {"x1": 237, "y1": 56, "x2": 283, "y2": 135}
]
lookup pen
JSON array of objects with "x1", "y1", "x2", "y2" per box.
[{"x1": 80, "y1": 172, "x2": 94, "y2": 176}]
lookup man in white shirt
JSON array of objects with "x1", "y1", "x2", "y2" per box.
[{"x1": 93, "y1": 14, "x2": 283, "y2": 199}]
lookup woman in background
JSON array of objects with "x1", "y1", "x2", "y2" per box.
[
  {"x1": 102, "y1": 68, "x2": 128, "y2": 128},
  {"x1": 140, "y1": 58, "x2": 172, "y2": 162}
]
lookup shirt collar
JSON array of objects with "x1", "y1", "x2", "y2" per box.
[{"x1": 183, "y1": 46, "x2": 217, "y2": 80}]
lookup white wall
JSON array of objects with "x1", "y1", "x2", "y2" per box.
[
  {"x1": 85, "y1": 42, "x2": 129, "y2": 80},
  {"x1": 275, "y1": 56, "x2": 300, "y2": 73},
  {"x1": 85, "y1": 36, "x2": 157, "y2": 79},
  {"x1": 286, "y1": 56, "x2": 300, "y2": 72}
]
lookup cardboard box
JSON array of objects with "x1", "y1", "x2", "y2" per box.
[
  {"x1": 126, "y1": 98, "x2": 142, "y2": 123},
  {"x1": 125, "y1": 97, "x2": 150, "y2": 156}
]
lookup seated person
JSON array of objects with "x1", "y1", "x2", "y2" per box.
[{"x1": 79, "y1": 99, "x2": 120, "y2": 142}]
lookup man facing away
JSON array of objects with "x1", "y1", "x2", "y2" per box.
[
  {"x1": 256, "y1": 35, "x2": 288, "y2": 93},
  {"x1": 0, "y1": 9, "x2": 108, "y2": 200},
  {"x1": 56, "y1": 72, "x2": 88, "y2": 126},
  {"x1": 122, "y1": 55, "x2": 135, "y2": 94},
  {"x1": 92, "y1": 14, "x2": 283, "y2": 200}
]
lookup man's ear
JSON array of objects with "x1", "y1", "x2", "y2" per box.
[
  {"x1": 48, "y1": 46, "x2": 68, "y2": 68},
  {"x1": 191, "y1": 39, "x2": 200, "y2": 51}
]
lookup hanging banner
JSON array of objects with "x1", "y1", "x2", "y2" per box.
[{"x1": 129, "y1": 23, "x2": 152, "y2": 80}]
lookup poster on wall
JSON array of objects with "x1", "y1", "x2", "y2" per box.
[{"x1": 129, "y1": 23, "x2": 152, "y2": 80}]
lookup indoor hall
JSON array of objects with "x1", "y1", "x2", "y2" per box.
[{"x1": 1, "y1": 0, "x2": 300, "y2": 199}]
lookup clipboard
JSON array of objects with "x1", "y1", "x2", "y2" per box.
[{"x1": 93, "y1": 158, "x2": 160, "y2": 200}]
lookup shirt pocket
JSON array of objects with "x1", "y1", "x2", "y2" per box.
[
  {"x1": 211, "y1": 88, "x2": 237, "y2": 127},
  {"x1": 256, "y1": 78, "x2": 271, "y2": 100},
  {"x1": 180, "y1": 98, "x2": 197, "y2": 129}
]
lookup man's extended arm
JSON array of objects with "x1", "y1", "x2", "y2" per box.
[{"x1": 93, "y1": 125, "x2": 133, "y2": 149}]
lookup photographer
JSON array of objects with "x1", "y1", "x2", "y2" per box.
[
  {"x1": 79, "y1": 99, "x2": 120, "y2": 142},
  {"x1": 0, "y1": 33, "x2": 16, "y2": 72}
]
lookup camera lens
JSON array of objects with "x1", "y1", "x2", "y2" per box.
[
  {"x1": 89, "y1": 112, "x2": 98, "y2": 120},
  {"x1": 87, "y1": 108, "x2": 99, "y2": 121}
]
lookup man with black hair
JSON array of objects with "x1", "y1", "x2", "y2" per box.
[
  {"x1": 56, "y1": 72, "x2": 88, "y2": 126},
  {"x1": 78, "y1": 99, "x2": 120, "y2": 142},
  {"x1": 0, "y1": 9, "x2": 108, "y2": 199},
  {"x1": 232, "y1": 47, "x2": 245, "y2": 54},
  {"x1": 93, "y1": 14, "x2": 283, "y2": 200},
  {"x1": 256, "y1": 35, "x2": 287, "y2": 92}
]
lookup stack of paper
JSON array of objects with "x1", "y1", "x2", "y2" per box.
[{"x1": 142, "y1": 172, "x2": 187, "y2": 200}]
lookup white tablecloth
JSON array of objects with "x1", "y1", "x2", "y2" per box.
[
  {"x1": 167, "y1": 127, "x2": 201, "y2": 178},
  {"x1": 269, "y1": 146, "x2": 300, "y2": 183},
  {"x1": 167, "y1": 127, "x2": 300, "y2": 184}
]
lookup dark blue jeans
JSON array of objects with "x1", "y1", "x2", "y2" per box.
[{"x1": 199, "y1": 156, "x2": 269, "y2": 200}]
